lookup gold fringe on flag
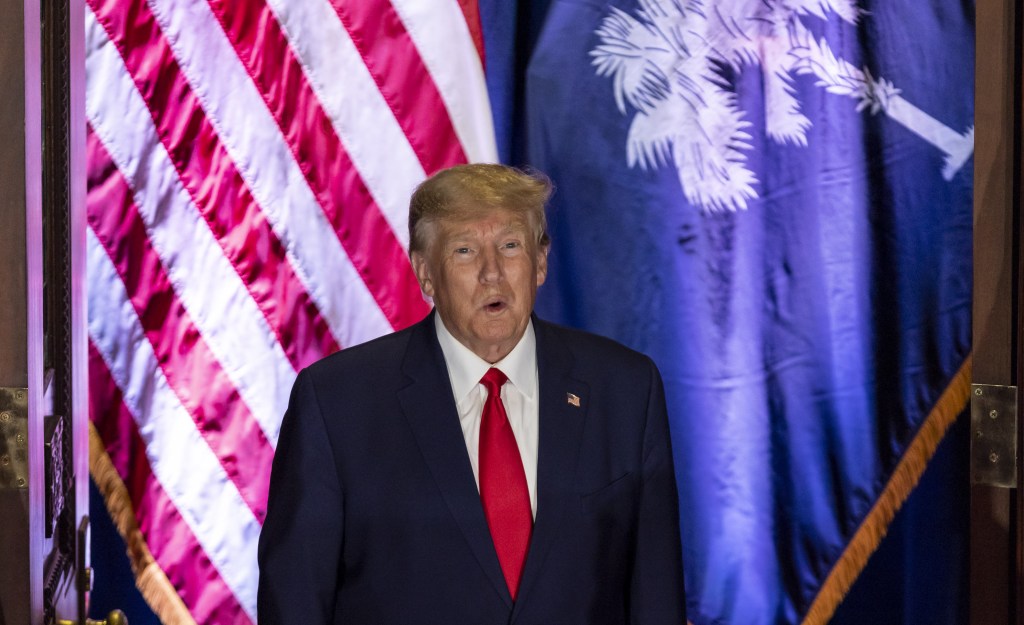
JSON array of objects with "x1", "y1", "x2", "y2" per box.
[
  {"x1": 801, "y1": 354, "x2": 973, "y2": 625},
  {"x1": 88, "y1": 356, "x2": 971, "y2": 625},
  {"x1": 89, "y1": 422, "x2": 198, "y2": 625}
]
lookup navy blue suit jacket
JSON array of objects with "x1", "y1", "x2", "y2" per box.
[{"x1": 257, "y1": 313, "x2": 686, "y2": 624}]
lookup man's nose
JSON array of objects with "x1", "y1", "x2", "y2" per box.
[{"x1": 479, "y1": 248, "x2": 502, "y2": 282}]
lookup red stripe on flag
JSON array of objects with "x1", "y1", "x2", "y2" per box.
[
  {"x1": 140, "y1": 487, "x2": 253, "y2": 625},
  {"x1": 87, "y1": 0, "x2": 338, "y2": 370},
  {"x1": 89, "y1": 342, "x2": 154, "y2": 500},
  {"x1": 89, "y1": 343, "x2": 254, "y2": 625},
  {"x1": 328, "y1": 0, "x2": 469, "y2": 173},
  {"x1": 455, "y1": 0, "x2": 486, "y2": 67},
  {"x1": 87, "y1": 128, "x2": 273, "y2": 522},
  {"x1": 205, "y1": 0, "x2": 431, "y2": 330}
]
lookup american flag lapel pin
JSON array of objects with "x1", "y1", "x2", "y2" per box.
[{"x1": 566, "y1": 392, "x2": 581, "y2": 407}]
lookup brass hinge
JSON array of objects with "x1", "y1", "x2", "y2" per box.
[
  {"x1": 0, "y1": 387, "x2": 28, "y2": 490},
  {"x1": 971, "y1": 384, "x2": 1018, "y2": 487}
]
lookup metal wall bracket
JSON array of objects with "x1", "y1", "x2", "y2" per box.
[
  {"x1": 971, "y1": 384, "x2": 1018, "y2": 487},
  {"x1": 0, "y1": 387, "x2": 29, "y2": 489}
]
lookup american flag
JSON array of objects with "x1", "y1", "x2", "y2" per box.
[{"x1": 84, "y1": 0, "x2": 495, "y2": 621}]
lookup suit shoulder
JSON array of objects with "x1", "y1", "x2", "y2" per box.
[{"x1": 538, "y1": 319, "x2": 657, "y2": 371}]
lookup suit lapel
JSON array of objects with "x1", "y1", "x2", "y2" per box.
[
  {"x1": 512, "y1": 318, "x2": 589, "y2": 619},
  {"x1": 396, "y1": 313, "x2": 513, "y2": 608}
]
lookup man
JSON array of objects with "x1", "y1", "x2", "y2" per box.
[{"x1": 257, "y1": 164, "x2": 686, "y2": 624}]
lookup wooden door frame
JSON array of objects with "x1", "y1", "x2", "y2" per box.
[
  {"x1": 973, "y1": 0, "x2": 1023, "y2": 623},
  {"x1": 0, "y1": 0, "x2": 86, "y2": 622}
]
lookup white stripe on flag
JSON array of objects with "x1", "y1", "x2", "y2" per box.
[
  {"x1": 85, "y1": 8, "x2": 294, "y2": 445},
  {"x1": 87, "y1": 227, "x2": 261, "y2": 622},
  {"x1": 265, "y1": 0, "x2": 427, "y2": 249},
  {"x1": 86, "y1": 0, "x2": 499, "y2": 620},
  {"x1": 390, "y1": 0, "x2": 497, "y2": 163},
  {"x1": 144, "y1": 0, "x2": 394, "y2": 349}
]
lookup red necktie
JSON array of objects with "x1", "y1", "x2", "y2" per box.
[{"x1": 479, "y1": 368, "x2": 533, "y2": 600}]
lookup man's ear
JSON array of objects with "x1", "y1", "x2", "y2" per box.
[
  {"x1": 411, "y1": 251, "x2": 435, "y2": 298},
  {"x1": 535, "y1": 244, "x2": 549, "y2": 287}
]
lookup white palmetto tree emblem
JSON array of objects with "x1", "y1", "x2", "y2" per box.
[{"x1": 591, "y1": 0, "x2": 974, "y2": 213}]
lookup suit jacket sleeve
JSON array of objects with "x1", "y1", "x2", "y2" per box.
[
  {"x1": 258, "y1": 369, "x2": 343, "y2": 624},
  {"x1": 630, "y1": 358, "x2": 687, "y2": 624}
]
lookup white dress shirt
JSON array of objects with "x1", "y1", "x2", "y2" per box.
[{"x1": 434, "y1": 314, "x2": 539, "y2": 517}]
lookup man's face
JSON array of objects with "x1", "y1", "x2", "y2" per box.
[{"x1": 412, "y1": 208, "x2": 548, "y2": 363}]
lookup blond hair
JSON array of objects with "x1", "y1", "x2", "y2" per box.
[{"x1": 408, "y1": 163, "x2": 552, "y2": 255}]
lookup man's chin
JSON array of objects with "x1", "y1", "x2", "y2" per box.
[{"x1": 467, "y1": 322, "x2": 526, "y2": 357}]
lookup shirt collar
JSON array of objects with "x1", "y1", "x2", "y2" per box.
[{"x1": 434, "y1": 313, "x2": 538, "y2": 403}]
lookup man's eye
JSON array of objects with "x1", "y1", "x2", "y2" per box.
[
  {"x1": 454, "y1": 247, "x2": 471, "y2": 254},
  {"x1": 503, "y1": 241, "x2": 521, "y2": 250}
]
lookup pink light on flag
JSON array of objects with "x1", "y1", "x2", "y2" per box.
[{"x1": 85, "y1": 0, "x2": 496, "y2": 621}]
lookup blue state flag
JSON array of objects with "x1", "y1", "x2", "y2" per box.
[{"x1": 493, "y1": 0, "x2": 974, "y2": 622}]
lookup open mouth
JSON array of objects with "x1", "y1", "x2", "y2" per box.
[{"x1": 484, "y1": 299, "x2": 507, "y2": 313}]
